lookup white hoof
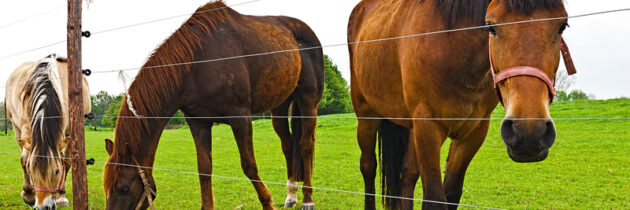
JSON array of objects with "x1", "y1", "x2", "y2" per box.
[
  {"x1": 56, "y1": 197, "x2": 70, "y2": 207},
  {"x1": 284, "y1": 194, "x2": 298, "y2": 208},
  {"x1": 301, "y1": 203, "x2": 315, "y2": 210},
  {"x1": 284, "y1": 200, "x2": 297, "y2": 208},
  {"x1": 285, "y1": 179, "x2": 298, "y2": 208}
]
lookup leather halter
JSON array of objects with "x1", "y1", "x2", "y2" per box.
[
  {"x1": 33, "y1": 159, "x2": 70, "y2": 193},
  {"x1": 490, "y1": 38, "x2": 577, "y2": 105},
  {"x1": 135, "y1": 165, "x2": 156, "y2": 210}
]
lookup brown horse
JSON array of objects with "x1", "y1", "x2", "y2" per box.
[
  {"x1": 102, "y1": 1, "x2": 323, "y2": 210},
  {"x1": 5, "y1": 54, "x2": 91, "y2": 209},
  {"x1": 348, "y1": 0, "x2": 574, "y2": 209}
]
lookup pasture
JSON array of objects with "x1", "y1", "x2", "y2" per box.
[{"x1": 1, "y1": 99, "x2": 629, "y2": 209}]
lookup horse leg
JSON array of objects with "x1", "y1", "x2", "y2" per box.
[
  {"x1": 401, "y1": 133, "x2": 420, "y2": 210},
  {"x1": 356, "y1": 118, "x2": 381, "y2": 210},
  {"x1": 228, "y1": 116, "x2": 274, "y2": 210},
  {"x1": 13, "y1": 125, "x2": 34, "y2": 206},
  {"x1": 270, "y1": 99, "x2": 298, "y2": 208},
  {"x1": 443, "y1": 121, "x2": 488, "y2": 210},
  {"x1": 412, "y1": 120, "x2": 448, "y2": 210},
  {"x1": 187, "y1": 118, "x2": 215, "y2": 210},
  {"x1": 292, "y1": 95, "x2": 319, "y2": 210}
]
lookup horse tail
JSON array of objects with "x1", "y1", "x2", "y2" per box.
[
  {"x1": 280, "y1": 16, "x2": 324, "y2": 182},
  {"x1": 289, "y1": 102, "x2": 305, "y2": 181},
  {"x1": 24, "y1": 55, "x2": 64, "y2": 161},
  {"x1": 378, "y1": 119, "x2": 410, "y2": 209}
]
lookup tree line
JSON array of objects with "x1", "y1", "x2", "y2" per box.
[
  {"x1": 0, "y1": 56, "x2": 608, "y2": 132},
  {"x1": 57, "y1": 55, "x2": 353, "y2": 130}
]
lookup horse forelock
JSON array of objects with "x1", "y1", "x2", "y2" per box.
[
  {"x1": 430, "y1": 0, "x2": 564, "y2": 28},
  {"x1": 432, "y1": 0, "x2": 492, "y2": 27},
  {"x1": 23, "y1": 56, "x2": 65, "y2": 174}
]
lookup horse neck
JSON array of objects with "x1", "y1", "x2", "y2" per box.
[{"x1": 113, "y1": 95, "x2": 179, "y2": 167}]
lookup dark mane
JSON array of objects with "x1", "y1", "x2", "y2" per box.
[
  {"x1": 503, "y1": 0, "x2": 564, "y2": 14},
  {"x1": 23, "y1": 55, "x2": 64, "y2": 172},
  {"x1": 433, "y1": 0, "x2": 492, "y2": 27},
  {"x1": 109, "y1": 1, "x2": 236, "y2": 159},
  {"x1": 433, "y1": 0, "x2": 564, "y2": 28}
]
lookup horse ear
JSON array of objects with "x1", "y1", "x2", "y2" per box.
[
  {"x1": 105, "y1": 138, "x2": 114, "y2": 155},
  {"x1": 19, "y1": 139, "x2": 32, "y2": 151},
  {"x1": 59, "y1": 137, "x2": 69, "y2": 150}
]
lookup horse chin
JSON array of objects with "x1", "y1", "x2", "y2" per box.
[
  {"x1": 34, "y1": 195, "x2": 56, "y2": 210},
  {"x1": 55, "y1": 196, "x2": 69, "y2": 207},
  {"x1": 507, "y1": 147, "x2": 549, "y2": 163},
  {"x1": 21, "y1": 190, "x2": 35, "y2": 206}
]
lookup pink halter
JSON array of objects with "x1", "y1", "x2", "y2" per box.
[{"x1": 490, "y1": 38, "x2": 577, "y2": 105}]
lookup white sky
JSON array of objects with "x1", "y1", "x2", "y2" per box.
[{"x1": 0, "y1": 0, "x2": 629, "y2": 99}]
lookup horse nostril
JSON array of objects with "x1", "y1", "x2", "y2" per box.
[
  {"x1": 542, "y1": 120, "x2": 557, "y2": 148},
  {"x1": 500, "y1": 119, "x2": 517, "y2": 146}
]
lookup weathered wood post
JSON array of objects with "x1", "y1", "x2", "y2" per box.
[{"x1": 67, "y1": 0, "x2": 89, "y2": 208}]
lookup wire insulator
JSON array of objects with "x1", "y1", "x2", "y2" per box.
[
  {"x1": 82, "y1": 69, "x2": 92, "y2": 76},
  {"x1": 81, "y1": 30, "x2": 91, "y2": 38}
]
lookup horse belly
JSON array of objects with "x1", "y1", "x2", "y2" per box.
[{"x1": 249, "y1": 52, "x2": 302, "y2": 114}]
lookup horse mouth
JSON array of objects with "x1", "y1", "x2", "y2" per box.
[{"x1": 507, "y1": 147, "x2": 549, "y2": 163}]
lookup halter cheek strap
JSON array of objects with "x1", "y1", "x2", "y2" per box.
[
  {"x1": 490, "y1": 38, "x2": 577, "y2": 105},
  {"x1": 135, "y1": 167, "x2": 156, "y2": 210}
]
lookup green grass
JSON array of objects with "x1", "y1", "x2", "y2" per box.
[{"x1": 1, "y1": 99, "x2": 629, "y2": 209}]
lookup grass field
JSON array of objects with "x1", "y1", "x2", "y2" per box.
[{"x1": 1, "y1": 99, "x2": 629, "y2": 209}]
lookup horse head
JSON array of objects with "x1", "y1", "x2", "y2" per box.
[
  {"x1": 486, "y1": 0, "x2": 575, "y2": 162},
  {"x1": 103, "y1": 138, "x2": 157, "y2": 210}
]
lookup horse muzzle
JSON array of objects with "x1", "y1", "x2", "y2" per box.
[{"x1": 501, "y1": 118, "x2": 556, "y2": 162}]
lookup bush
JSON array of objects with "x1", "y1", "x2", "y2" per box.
[
  {"x1": 318, "y1": 55, "x2": 352, "y2": 115},
  {"x1": 556, "y1": 90, "x2": 589, "y2": 102}
]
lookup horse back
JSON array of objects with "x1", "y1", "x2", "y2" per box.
[{"x1": 183, "y1": 14, "x2": 320, "y2": 115}]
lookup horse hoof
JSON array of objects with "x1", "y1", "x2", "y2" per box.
[
  {"x1": 21, "y1": 191, "x2": 35, "y2": 206},
  {"x1": 284, "y1": 200, "x2": 297, "y2": 208},
  {"x1": 301, "y1": 203, "x2": 314, "y2": 210},
  {"x1": 56, "y1": 197, "x2": 69, "y2": 207}
]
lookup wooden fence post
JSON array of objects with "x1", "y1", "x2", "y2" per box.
[{"x1": 68, "y1": 0, "x2": 89, "y2": 208}]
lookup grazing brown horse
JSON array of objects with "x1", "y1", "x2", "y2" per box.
[
  {"x1": 348, "y1": 0, "x2": 574, "y2": 209},
  {"x1": 5, "y1": 54, "x2": 91, "y2": 209},
  {"x1": 102, "y1": 1, "x2": 323, "y2": 210}
]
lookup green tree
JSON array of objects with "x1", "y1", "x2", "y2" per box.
[
  {"x1": 556, "y1": 90, "x2": 569, "y2": 102},
  {"x1": 318, "y1": 55, "x2": 352, "y2": 115},
  {"x1": 0, "y1": 102, "x2": 11, "y2": 135},
  {"x1": 102, "y1": 94, "x2": 124, "y2": 129},
  {"x1": 556, "y1": 90, "x2": 589, "y2": 102},
  {"x1": 166, "y1": 110, "x2": 187, "y2": 129},
  {"x1": 568, "y1": 90, "x2": 589, "y2": 100},
  {"x1": 87, "y1": 91, "x2": 117, "y2": 128}
]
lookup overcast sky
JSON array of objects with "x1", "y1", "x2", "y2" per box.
[{"x1": 1, "y1": 0, "x2": 629, "y2": 99}]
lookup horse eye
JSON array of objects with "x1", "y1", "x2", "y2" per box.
[
  {"x1": 486, "y1": 22, "x2": 497, "y2": 35},
  {"x1": 121, "y1": 187, "x2": 129, "y2": 193},
  {"x1": 559, "y1": 22, "x2": 569, "y2": 34},
  {"x1": 55, "y1": 169, "x2": 60, "y2": 175}
]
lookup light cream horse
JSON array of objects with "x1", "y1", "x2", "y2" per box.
[{"x1": 5, "y1": 54, "x2": 90, "y2": 209}]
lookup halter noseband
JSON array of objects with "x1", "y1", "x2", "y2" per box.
[
  {"x1": 490, "y1": 38, "x2": 577, "y2": 105},
  {"x1": 135, "y1": 164, "x2": 156, "y2": 210},
  {"x1": 33, "y1": 159, "x2": 70, "y2": 193}
]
